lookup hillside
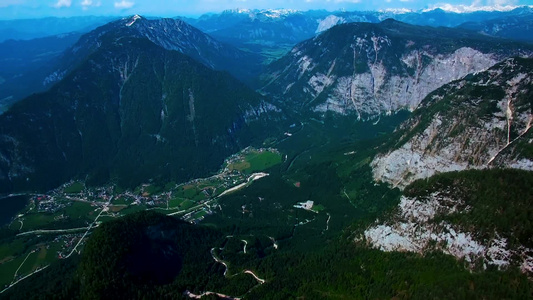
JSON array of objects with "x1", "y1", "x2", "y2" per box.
[
  {"x1": 55, "y1": 15, "x2": 262, "y2": 85},
  {"x1": 372, "y1": 57, "x2": 533, "y2": 188},
  {"x1": 0, "y1": 33, "x2": 82, "y2": 112},
  {"x1": 364, "y1": 169, "x2": 533, "y2": 275},
  {"x1": 458, "y1": 13, "x2": 533, "y2": 42},
  {"x1": 261, "y1": 20, "x2": 532, "y2": 119},
  {"x1": 0, "y1": 33, "x2": 283, "y2": 193}
]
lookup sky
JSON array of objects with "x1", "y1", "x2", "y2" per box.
[{"x1": 0, "y1": 0, "x2": 531, "y2": 19}]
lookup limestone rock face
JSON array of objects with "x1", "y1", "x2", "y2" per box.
[
  {"x1": 362, "y1": 192, "x2": 533, "y2": 274},
  {"x1": 312, "y1": 47, "x2": 497, "y2": 117},
  {"x1": 261, "y1": 20, "x2": 532, "y2": 119},
  {"x1": 371, "y1": 57, "x2": 533, "y2": 188}
]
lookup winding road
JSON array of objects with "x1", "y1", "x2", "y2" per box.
[{"x1": 211, "y1": 248, "x2": 229, "y2": 276}]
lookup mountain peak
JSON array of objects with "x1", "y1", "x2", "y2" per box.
[
  {"x1": 125, "y1": 14, "x2": 143, "y2": 27},
  {"x1": 380, "y1": 18, "x2": 404, "y2": 25},
  {"x1": 422, "y1": 4, "x2": 532, "y2": 14},
  {"x1": 378, "y1": 8, "x2": 413, "y2": 14},
  {"x1": 60, "y1": 14, "x2": 261, "y2": 85},
  {"x1": 222, "y1": 8, "x2": 253, "y2": 14}
]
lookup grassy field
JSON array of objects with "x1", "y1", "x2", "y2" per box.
[
  {"x1": 174, "y1": 187, "x2": 208, "y2": 202},
  {"x1": 63, "y1": 182, "x2": 84, "y2": 194},
  {"x1": 18, "y1": 249, "x2": 41, "y2": 277},
  {"x1": 21, "y1": 214, "x2": 57, "y2": 231},
  {"x1": 192, "y1": 210, "x2": 208, "y2": 219},
  {"x1": 143, "y1": 184, "x2": 162, "y2": 195},
  {"x1": 112, "y1": 196, "x2": 130, "y2": 205},
  {"x1": 0, "y1": 239, "x2": 25, "y2": 262},
  {"x1": 169, "y1": 197, "x2": 184, "y2": 208},
  {"x1": 0, "y1": 253, "x2": 27, "y2": 288},
  {"x1": 312, "y1": 204, "x2": 325, "y2": 212},
  {"x1": 63, "y1": 202, "x2": 96, "y2": 220},
  {"x1": 179, "y1": 200, "x2": 196, "y2": 210},
  {"x1": 109, "y1": 205, "x2": 127, "y2": 213},
  {"x1": 228, "y1": 150, "x2": 282, "y2": 174},
  {"x1": 118, "y1": 205, "x2": 147, "y2": 216},
  {"x1": 0, "y1": 239, "x2": 64, "y2": 289}
]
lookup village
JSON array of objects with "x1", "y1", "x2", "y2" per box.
[{"x1": 0, "y1": 147, "x2": 283, "y2": 291}]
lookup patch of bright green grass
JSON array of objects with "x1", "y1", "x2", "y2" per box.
[{"x1": 63, "y1": 182, "x2": 84, "y2": 194}]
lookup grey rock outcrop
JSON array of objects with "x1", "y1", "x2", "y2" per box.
[
  {"x1": 261, "y1": 20, "x2": 532, "y2": 119},
  {"x1": 371, "y1": 57, "x2": 533, "y2": 188}
]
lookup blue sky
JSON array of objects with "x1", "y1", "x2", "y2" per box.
[{"x1": 0, "y1": 0, "x2": 531, "y2": 19}]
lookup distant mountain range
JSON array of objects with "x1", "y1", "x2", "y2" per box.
[
  {"x1": 458, "y1": 13, "x2": 533, "y2": 42},
  {"x1": 1, "y1": 7, "x2": 531, "y2": 113},
  {"x1": 178, "y1": 6, "x2": 533, "y2": 50}
]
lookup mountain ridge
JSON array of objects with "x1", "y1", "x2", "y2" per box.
[
  {"x1": 0, "y1": 33, "x2": 283, "y2": 193},
  {"x1": 46, "y1": 15, "x2": 263, "y2": 88},
  {"x1": 261, "y1": 19, "x2": 533, "y2": 119},
  {"x1": 371, "y1": 57, "x2": 533, "y2": 188},
  {"x1": 178, "y1": 6, "x2": 533, "y2": 50}
]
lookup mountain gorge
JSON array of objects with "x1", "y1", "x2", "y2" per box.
[{"x1": 261, "y1": 19, "x2": 532, "y2": 119}]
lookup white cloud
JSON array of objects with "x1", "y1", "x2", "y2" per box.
[
  {"x1": 489, "y1": 0, "x2": 517, "y2": 5},
  {"x1": 0, "y1": 0, "x2": 25, "y2": 8},
  {"x1": 81, "y1": 0, "x2": 101, "y2": 10},
  {"x1": 333, "y1": 0, "x2": 361, "y2": 3},
  {"x1": 424, "y1": 2, "x2": 521, "y2": 13},
  {"x1": 53, "y1": 0, "x2": 71, "y2": 8},
  {"x1": 114, "y1": 0, "x2": 134, "y2": 9}
]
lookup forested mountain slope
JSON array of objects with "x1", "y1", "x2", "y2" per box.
[{"x1": 0, "y1": 33, "x2": 283, "y2": 193}]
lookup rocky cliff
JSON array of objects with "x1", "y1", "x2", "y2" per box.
[
  {"x1": 362, "y1": 169, "x2": 533, "y2": 276},
  {"x1": 261, "y1": 20, "x2": 532, "y2": 119},
  {"x1": 371, "y1": 57, "x2": 533, "y2": 188}
]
